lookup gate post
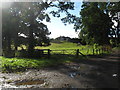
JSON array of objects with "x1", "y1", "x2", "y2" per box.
[
  {"x1": 76, "y1": 49, "x2": 79, "y2": 57},
  {"x1": 93, "y1": 49, "x2": 94, "y2": 55},
  {"x1": 48, "y1": 49, "x2": 51, "y2": 58}
]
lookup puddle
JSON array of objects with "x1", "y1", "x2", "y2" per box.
[
  {"x1": 69, "y1": 72, "x2": 80, "y2": 78},
  {"x1": 1, "y1": 79, "x2": 46, "y2": 88},
  {"x1": 112, "y1": 74, "x2": 117, "y2": 77},
  {"x1": 70, "y1": 66, "x2": 80, "y2": 70},
  {"x1": 15, "y1": 79, "x2": 44, "y2": 85}
]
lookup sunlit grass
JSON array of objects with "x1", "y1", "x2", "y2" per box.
[
  {"x1": 1, "y1": 55, "x2": 85, "y2": 73},
  {"x1": 35, "y1": 42, "x2": 85, "y2": 50},
  {"x1": 1, "y1": 42, "x2": 111, "y2": 72},
  {"x1": 18, "y1": 42, "x2": 106, "y2": 55}
]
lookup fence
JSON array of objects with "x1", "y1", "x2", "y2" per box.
[
  {"x1": 38, "y1": 47, "x2": 111, "y2": 58},
  {"x1": 39, "y1": 49, "x2": 82, "y2": 58},
  {"x1": 2, "y1": 45, "x2": 111, "y2": 58}
]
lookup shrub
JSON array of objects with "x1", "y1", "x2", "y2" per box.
[
  {"x1": 15, "y1": 49, "x2": 44, "y2": 58},
  {"x1": 15, "y1": 50, "x2": 29, "y2": 58},
  {"x1": 3, "y1": 50, "x2": 15, "y2": 58}
]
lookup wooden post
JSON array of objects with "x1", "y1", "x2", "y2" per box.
[
  {"x1": 93, "y1": 49, "x2": 94, "y2": 55},
  {"x1": 48, "y1": 49, "x2": 51, "y2": 58},
  {"x1": 63, "y1": 50, "x2": 65, "y2": 54},
  {"x1": 76, "y1": 49, "x2": 79, "y2": 57},
  {"x1": 96, "y1": 49, "x2": 98, "y2": 55},
  {"x1": 87, "y1": 49, "x2": 89, "y2": 55}
]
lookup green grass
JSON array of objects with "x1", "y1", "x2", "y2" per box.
[
  {"x1": 112, "y1": 46, "x2": 120, "y2": 54},
  {"x1": 35, "y1": 42, "x2": 106, "y2": 55},
  {"x1": 35, "y1": 42, "x2": 91, "y2": 55},
  {"x1": 0, "y1": 55, "x2": 86, "y2": 73},
  {"x1": 35, "y1": 42, "x2": 86, "y2": 50},
  {"x1": 112, "y1": 47, "x2": 120, "y2": 51},
  {"x1": 1, "y1": 42, "x2": 111, "y2": 73},
  {"x1": 18, "y1": 42, "x2": 108, "y2": 55}
]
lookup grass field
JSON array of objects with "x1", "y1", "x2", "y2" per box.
[
  {"x1": 18, "y1": 42, "x2": 97, "y2": 55},
  {"x1": 18, "y1": 42, "x2": 88, "y2": 50},
  {"x1": 1, "y1": 42, "x2": 110, "y2": 72},
  {"x1": 34, "y1": 42, "x2": 106, "y2": 55},
  {"x1": 35, "y1": 42, "x2": 86, "y2": 50},
  {"x1": 19, "y1": 42, "x2": 101, "y2": 55}
]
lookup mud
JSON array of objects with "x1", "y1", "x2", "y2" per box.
[{"x1": 0, "y1": 54, "x2": 119, "y2": 88}]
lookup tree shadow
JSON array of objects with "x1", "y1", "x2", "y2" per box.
[
  {"x1": 46, "y1": 54, "x2": 120, "y2": 88},
  {"x1": 2, "y1": 54, "x2": 120, "y2": 88}
]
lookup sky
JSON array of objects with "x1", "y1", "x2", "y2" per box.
[
  {"x1": 1, "y1": 1, "x2": 82, "y2": 39},
  {"x1": 42, "y1": 2, "x2": 82, "y2": 39}
]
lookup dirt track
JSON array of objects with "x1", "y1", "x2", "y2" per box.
[{"x1": 0, "y1": 53, "x2": 119, "y2": 88}]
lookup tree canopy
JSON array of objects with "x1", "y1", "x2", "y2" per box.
[
  {"x1": 2, "y1": 1, "x2": 75, "y2": 57},
  {"x1": 61, "y1": 2, "x2": 120, "y2": 46},
  {"x1": 2, "y1": 1, "x2": 120, "y2": 57}
]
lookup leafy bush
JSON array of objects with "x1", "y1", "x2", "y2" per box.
[
  {"x1": 3, "y1": 50, "x2": 15, "y2": 58},
  {"x1": 15, "y1": 50, "x2": 29, "y2": 58},
  {"x1": 94, "y1": 43, "x2": 99, "y2": 49},
  {"x1": 15, "y1": 50, "x2": 44, "y2": 58}
]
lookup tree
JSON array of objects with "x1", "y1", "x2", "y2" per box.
[
  {"x1": 108, "y1": 2, "x2": 120, "y2": 46},
  {"x1": 2, "y1": 6, "x2": 20, "y2": 53},
  {"x1": 60, "y1": 2, "x2": 120, "y2": 46},
  {"x1": 2, "y1": 1, "x2": 75, "y2": 57},
  {"x1": 79, "y1": 2, "x2": 112, "y2": 45},
  {"x1": 2, "y1": 2, "x2": 51, "y2": 56}
]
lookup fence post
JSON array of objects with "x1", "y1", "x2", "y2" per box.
[
  {"x1": 93, "y1": 49, "x2": 94, "y2": 55},
  {"x1": 96, "y1": 49, "x2": 98, "y2": 55},
  {"x1": 99, "y1": 49, "x2": 100, "y2": 54},
  {"x1": 87, "y1": 49, "x2": 89, "y2": 55},
  {"x1": 63, "y1": 50, "x2": 65, "y2": 54},
  {"x1": 102, "y1": 48, "x2": 103, "y2": 54},
  {"x1": 76, "y1": 49, "x2": 79, "y2": 57},
  {"x1": 48, "y1": 49, "x2": 51, "y2": 58}
]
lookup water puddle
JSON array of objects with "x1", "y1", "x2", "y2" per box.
[
  {"x1": 14, "y1": 79, "x2": 45, "y2": 85},
  {"x1": 70, "y1": 66, "x2": 80, "y2": 70},
  {"x1": 0, "y1": 79, "x2": 46, "y2": 88},
  {"x1": 69, "y1": 72, "x2": 80, "y2": 78},
  {"x1": 112, "y1": 73, "x2": 117, "y2": 77}
]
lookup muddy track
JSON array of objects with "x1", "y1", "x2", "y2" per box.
[{"x1": 0, "y1": 53, "x2": 120, "y2": 88}]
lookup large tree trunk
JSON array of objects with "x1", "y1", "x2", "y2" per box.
[
  {"x1": 116, "y1": 21, "x2": 120, "y2": 44},
  {"x1": 3, "y1": 37, "x2": 15, "y2": 58},
  {"x1": 28, "y1": 26, "x2": 34, "y2": 57}
]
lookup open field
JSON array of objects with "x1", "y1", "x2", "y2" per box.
[
  {"x1": 18, "y1": 42, "x2": 88, "y2": 50},
  {"x1": 0, "y1": 42, "x2": 119, "y2": 88},
  {"x1": 35, "y1": 42, "x2": 85, "y2": 50},
  {"x1": 18, "y1": 42, "x2": 109, "y2": 55},
  {"x1": 1, "y1": 42, "x2": 113, "y2": 72}
]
